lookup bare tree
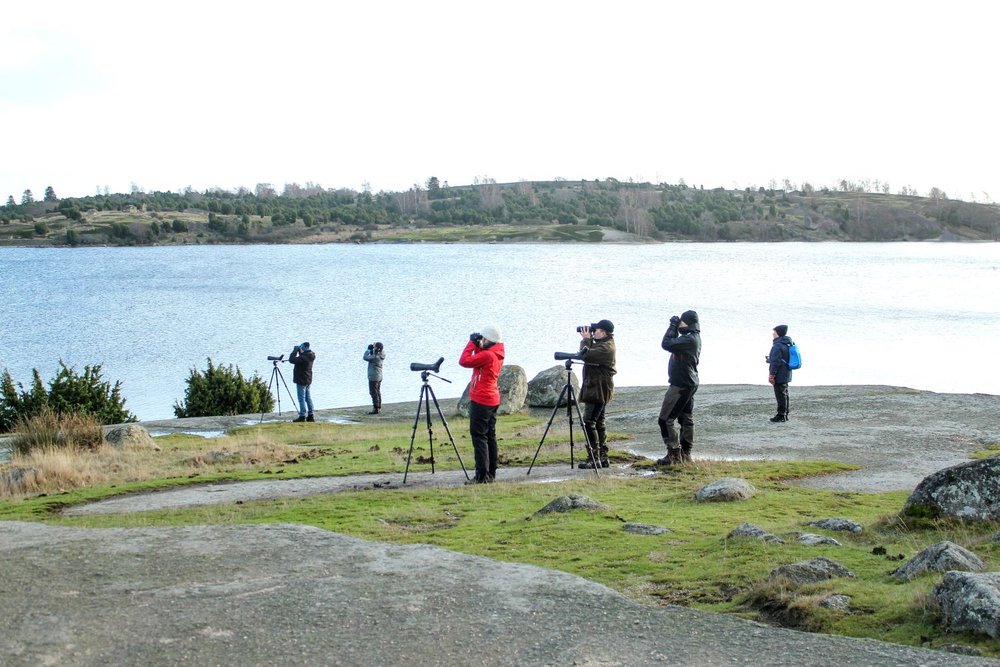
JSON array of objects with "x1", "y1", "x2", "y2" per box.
[{"x1": 255, "y1": 183, "x2": 276, "y2": 198}]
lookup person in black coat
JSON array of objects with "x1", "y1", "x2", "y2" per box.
[
  {"x1": 289, "y1": 342, "x2": 316, "y2": 422},
  {"x1": 767, "y1": 325, "x2": 794, "y2": 422},
  {"x1": 657, "y1": 310, "x2": 701, "y2": 465}
]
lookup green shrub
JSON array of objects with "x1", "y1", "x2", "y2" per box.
[
  {"x1": 173, "y1": 358, "x2": 274, "y2": 418},
  {"x1": 10, "y1": 408, "x2": 104, "y2": 456},
  {"x1": 1, "y1": 363, "x2": 135, "y2": 433}
]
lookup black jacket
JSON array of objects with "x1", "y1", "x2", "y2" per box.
[
  {"x1": 290, "y1": 347, "x2": 316, "y2": 386},
  {"x1": 662, "y1": 324, "x2": 701, "y2": 388},
  {"x1": 768, "y1": 335, "x2": 794, "y2": 384},
  {"x1": 579, "y1": 334, "x2": 616, "y2": 404}
]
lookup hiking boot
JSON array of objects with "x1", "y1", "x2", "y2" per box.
[
  {"x1": 769, "y1": 414, "x2": 788, "y2": 423},
  {"x1": 656, "y1": 449, "x2": 684, "y2": 466},
  {"x1": 465, "y1": 476, "x2": 489, "y2": 485},
  {"x1": 367, "y1": 409, "x2": 380, "y2": 415},
  {"x1": 600, "y1": 459, "x2": 610, "y2": 468},
  {"x1": 306, "y1": 414, "x2": 315, "y2": 422},
  {"x1": 292, "y1": 416, "x2": 306, "y2": 423},
  {"x1": 578, "y1": 460, "x2": 599, "y2": 469}
]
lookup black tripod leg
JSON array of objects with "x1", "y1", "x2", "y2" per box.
[
  {"x1": 276, "y1": 367, "x2": 298, "y2": 417},
  {"x1": 260, "y1": 367, "x2": 278, "y2": 424},
  {"x1": 427, "y1": 385, "x2": 470, "y2": 480},
  {"x1": 527, "y1": 383, "x2": 571, "y2": 475},
  {"x1": 403, "y1": 385, "x2": 427, "y2": 484},
  {"x1": 570, "y1": 386, "x2": 601, "y2": 477},
  {"x1": 424, "y1": 386, "x2": 436, "y2": 474}
]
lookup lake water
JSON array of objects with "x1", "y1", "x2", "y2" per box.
[{"x1": 1, "y1": 242, "x2": 998, "y2": 421}]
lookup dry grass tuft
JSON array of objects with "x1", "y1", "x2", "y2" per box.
[
  {"x1": 1, "y1": 430, "x2": 299, "y2": 500},
  {"x1": 10, "y1": 409, "x2": 103, "y2": 456}
]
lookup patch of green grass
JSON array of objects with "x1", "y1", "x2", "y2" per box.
[
  {"x1": 3, "y1": 417, "x2": 999, "y2": 655},
  {"x1": 970, "y1": 442, "x2": 1000, "y2": 460}
]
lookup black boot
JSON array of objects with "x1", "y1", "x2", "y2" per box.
[
  {"x1": 656, "y1": 448, "x2": 683, "y2": 466},
  {"x1": 769, "y1": 414, "x2": 788, "y2": 423}
]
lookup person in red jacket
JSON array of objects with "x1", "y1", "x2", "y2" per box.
[{"x1": 459, "y1": 325, "x2": 505, "y2": 483}]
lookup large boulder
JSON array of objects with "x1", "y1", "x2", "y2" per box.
[
  {"x1": 933, "y1": 571, "x2": 1000, "y2": 638},
  {"x1": 104, "y1": 423, "x2": 159, "y2": 450},
  {"x1": 526, "y1": 365, "x2": 580, "y2": 407},
  {"x1": 457, "y1": 365, "x2": 527, "y2": 417},
  {"x1": 892, "y1": 541, "x2": 985, "y2": 581},
  {"x1": 902, "y1": 457, "x2": 1000, "y2": 521},
  {"x1": 695, "y1": 478, "x2": 756, "y2": 502},
  {"x1": 768, "y1": 557, "x2": 855, "y2": 586}
]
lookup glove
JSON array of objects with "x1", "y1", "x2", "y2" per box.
[
  {"x1": 669, "y1": 315, "x2": 681, "y2": 326},
  {"x1": 367, "y1": 345, "x2": 374, "y2": 352}
]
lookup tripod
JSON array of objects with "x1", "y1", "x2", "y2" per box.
[
  {"x1": 403, "y1": 370, "x2": 470, "y2": 483},
  {"x1": 259, "y1": 358, "x2": 299, "y2": 424},
  {"x1": 527, "y1": 359, "x2": 601, "y2": 476}
]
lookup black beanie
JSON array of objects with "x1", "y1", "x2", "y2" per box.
[
  {"x1": 774, "y1": 325, "x2": 788, "y2": 337},
  {"x1": 680, "y1": 310, "x2": 699, "y2": 326}
]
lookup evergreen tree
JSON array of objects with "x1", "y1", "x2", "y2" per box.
[{"x1": 44, "y1": 186, "x2": 58, "y2": 202}]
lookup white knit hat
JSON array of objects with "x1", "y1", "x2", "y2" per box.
[{"x1": 480, "y1": 325, "x2": 502, "y2": 343}]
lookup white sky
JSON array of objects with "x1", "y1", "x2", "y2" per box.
[{"x1": 2, "y1": 1, "x2": 997, "y2": 202}]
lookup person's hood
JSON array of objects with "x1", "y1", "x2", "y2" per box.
[
  {"x1": 486, "y1": 341, "x2": 505, "y2": 360},
  {"x1": 777, "y1": 335, "x2": 794, "y2": 345}
]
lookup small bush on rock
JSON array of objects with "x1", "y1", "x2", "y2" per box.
[
  {"x1": 174, "y1": 358, "x2": 274, "y2": 418},
  {"x1": 1, "y1": 362, "x2": 134, "y2": 433}
]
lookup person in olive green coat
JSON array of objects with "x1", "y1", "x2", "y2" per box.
[{"x1": 577, "y1": 319, "x2": 616, "y2": 469}]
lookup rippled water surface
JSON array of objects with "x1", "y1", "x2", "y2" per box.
[{"x1": 2, "y1": 242, "x2": 998, "y2": 420}]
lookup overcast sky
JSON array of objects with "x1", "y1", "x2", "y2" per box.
[{"x1": 2, "y1": 1, "x2": 996, "y2": 202}]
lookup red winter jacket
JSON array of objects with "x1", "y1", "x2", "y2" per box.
[{"x1": 459, "y1": 340, "x2": 505, "y2": 407}]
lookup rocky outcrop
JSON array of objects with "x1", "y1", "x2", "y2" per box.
[
  {"x1": 103, "y1": 423, "x2": 158, "y2": 450},
  {"x1": 902, "y1": 457, "x2": 1000, "y2": 521},
  {"x1": 891, "y1": 541, "x2": 985, "y2": 581},
  {"x1": 768, "y1": 557, "x2": 855, "y2": 586},
  {"x1": 526, "y1": 365, "x2": 581, "y2": 407},
  {"x1": 534, "y1": 494, "x2": 608, "y2": 515},
  {"x1": 622, "y1": 523, "x2": 671, "y2": 535},
  {"x1": 933, "y1": 571, "x2": 1000, "y2": 638},
  {"x1": 819, "y1": 595, "x2": 852, "y2": 611},
  {"x1": 727, "y1": 523, "x2": 784, "y2": 544},
  {"x1": 457, "y1": 365, "x2": 527, "y2": 417},
  {"x1": 695, "y1": 478, "x2": 756, "y2": 502},
  {"x1": 806, "y1": 518, "x2": 863, "y2": 534},
  {"x1": 791, "y1": 532, "x2": 842, "y2": 547}
]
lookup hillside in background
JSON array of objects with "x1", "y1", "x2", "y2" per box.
[{"x1": 3, "y1": 179, "x2": 998, "y2": 246}]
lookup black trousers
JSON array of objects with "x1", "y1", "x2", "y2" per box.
[
  {"x1": 582, "y1": 401, "x2": 608, "y2": 459},
  {"x1": 773, "y1": 382, "x2": 789, "y2": 416},
  {"x1": 658, "y1": 385, "x2": 697, "y2": 451},
  {"x1": 468, "y1": 400, "x2": 498, "y2": 481},
  {"x1": 368, "y1": 380, "x2": 382, "y2": 409}
]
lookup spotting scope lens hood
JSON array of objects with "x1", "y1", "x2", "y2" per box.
[{"x1": 410, "y1": 356, "x2": 445, "y2": 373}]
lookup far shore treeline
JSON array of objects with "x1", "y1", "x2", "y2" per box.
[{"x1": 2, "y1": 177, "x2": 999, "y2": 247}]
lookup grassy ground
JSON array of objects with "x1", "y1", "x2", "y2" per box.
[{"x1": 2, "y1": 417, "x2": 998, "y2": 656}]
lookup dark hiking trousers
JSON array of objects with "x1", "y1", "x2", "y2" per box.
[
  {"x1": 582, "y1": 401, "x2": 608, "y2": 461},
  {"x1": 469, "y1": 400, "x2": 499, "y2": 481},
  {"x1": 773, "y1": 382, "x2": 789, "y2": 417},
  {"x1": 658, "y1": 385, "x2": 697, "y2": 453}
]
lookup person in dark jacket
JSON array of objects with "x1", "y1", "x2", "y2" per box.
[
  {"x1": 578, "y1": 319, "x2": 616, "y2": 469},
  {"x1": 767, "y1": 324, "x2": 794, "y2": 422},
  {"x1": 657, "y1": 310, "x2": 701, "y2": 465},
  {"x1": 289, "y1": 341, "x2": 316, "y2": 422},
  {"x1": 459, "y1": 325, "x2": 505, "y2": 483},
  {"x1": 363, "y1": 342, "x2": 385, "y2": 415}
]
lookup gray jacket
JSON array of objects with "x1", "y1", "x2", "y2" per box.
[{"x1": 363, "y1": 348, "x2": 385, "y2": 381}]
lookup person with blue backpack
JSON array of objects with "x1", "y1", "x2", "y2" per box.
[{"x1": 767, "y1": 324, "x2": 796, "y2": 422}]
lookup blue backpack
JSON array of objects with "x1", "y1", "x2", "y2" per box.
[{"x1": 787, "y1": 343, "x2": 802, "y2": 370}]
